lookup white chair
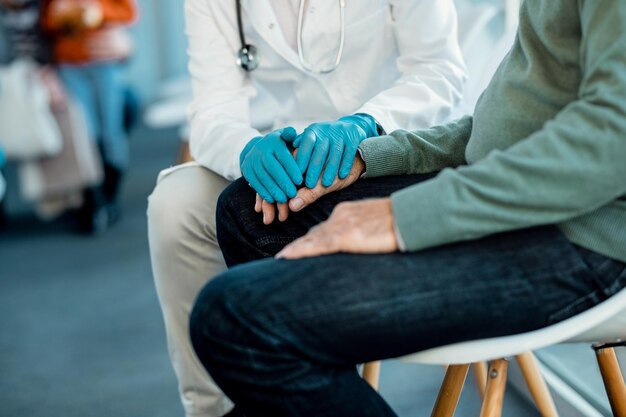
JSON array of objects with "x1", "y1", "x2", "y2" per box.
[{"x1": 362, "y1": 286, "x2": 626, "y2": 417}]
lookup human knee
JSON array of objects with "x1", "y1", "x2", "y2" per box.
[
  {"x1": 148, "y1": 179, "x2": 189, "y2": 246},
  {"x1": 215, "y1": 177, "x2": 253, "y2": 226},
  {"x1": 189, "y1": 270, "x2": 251, "y2": 372},
  {"x1": 148, "y1": 167, "x2": 224, "y2": 247},
  {"x1": 215, "y1": 178, "x2": 256, "y2": 261}
]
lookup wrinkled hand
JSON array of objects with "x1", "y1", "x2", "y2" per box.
[
  {"x1": 295, "y1": 114, "x2": 378, "y2": 188},
  {"x1": 240, "y1": 127, "x2": 302, "y2": 203},
  {"x1": 255, "y1": 154, "x2": 365, "y2": 224},
  {"x1": 275, "y1": 198, "x2": 398, "y2": 259}
]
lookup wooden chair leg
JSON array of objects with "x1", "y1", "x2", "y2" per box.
[
  {"x1": 473, "y1": 362, "x2": 488, "y2": 400},
  {"x1": 479, "y1": 359, "x2": 509, "y2": 417},
  {"x1": 594, "y1": 346, "x2": 626, "y2": 417},
  {"x1": 177, "y1": 140, "x2": 193, "y2": 164},
  {"x1": 363, "y1": 361, "x2": 381, "y2": 391},
  {"x1": 516, "y1": 352, "x2": 559, "y2": 417},
  {"x1": 430, "y1": 364, "x2": 470, "y2": 417}
]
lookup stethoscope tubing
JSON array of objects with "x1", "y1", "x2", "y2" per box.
[
  {"x1": 236, "y1": 0, "x2": 346, "y2": 74},
  {"x1": 297, "y1": 0, "x2": 345, "y2": 74}
]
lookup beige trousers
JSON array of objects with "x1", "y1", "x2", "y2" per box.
[{"x1": 147, "y1": 162, "x2": 233, "y2": 417}]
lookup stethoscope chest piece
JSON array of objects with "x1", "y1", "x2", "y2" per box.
[{"x1": 237, "y1": 44, "x2": 259, "y2": 72}]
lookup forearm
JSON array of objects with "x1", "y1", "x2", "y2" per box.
[
  {"x1": 189, "y1": 113, "x2": 261, "y2": 181},
  {"x1": 358, "y1": 116, "x2": 472, "y2": 177},
  {"x1": 391, "y1": 101, "x2": 626, "y2": 252}
]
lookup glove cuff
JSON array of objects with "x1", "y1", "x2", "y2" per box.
[
  {"x1": 339, "y1": 113, "x2": 381, "y2": 139},
  {"x1": 239, "y1": 136, "x2": 262, "y2": 167}
]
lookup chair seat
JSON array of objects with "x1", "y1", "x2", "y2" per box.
[{"x1": 401, "y1": 287, "x2": 626, "y2": 365}]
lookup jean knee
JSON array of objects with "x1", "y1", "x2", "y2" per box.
[
  {"x1": 215, "y1": 178, "x2": 255, "y2": 261},
  {"x1": 189, "y1": 272, "x2": 249, "y2": 374}
]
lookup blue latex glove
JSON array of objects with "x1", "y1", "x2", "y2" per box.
[
  {"x1": 294, "y1": 113, "x2": 378, "y2": 188},
  {"x1": 240, "y1": 127, "x2": 303, "y2": 204}
]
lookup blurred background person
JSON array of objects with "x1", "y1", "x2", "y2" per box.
[
  {"x1": 42, "y1": 0, "x2": 137, "y2": 231},
  {"x1": 0, "y1": 0, "x2": 106, "y2": 233},
  {"x1": 148, "y1": 1, "x2": 467, "y2": 417},
  {"x1": 0, "y1": 0, "x2": 50, "y2": 62}
]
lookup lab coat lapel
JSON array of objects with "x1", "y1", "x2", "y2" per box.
[{"x1": 240, "y1": 0, "x2": 303, "y2": 70}]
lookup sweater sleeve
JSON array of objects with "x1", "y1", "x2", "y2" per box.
[
  {"x1": 358, "y1": 116, "x2": 472, "y2": 177},
  {"x1": 390, "y1": 0, "x2": 626, "y2": 252}
]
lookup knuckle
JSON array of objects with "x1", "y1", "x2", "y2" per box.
[
  {"x1": 331, "y1": 140, "x2": 343, "y2": 151},
  {"x1": 336, "y1": 202, "x2": 350, "y2": 211},
  {"x1": 305, "y1": 187, "x2": 319, "y2": 201},
  {"x1": 318, "y1": 139, "x2": 330, "y2": 150}
]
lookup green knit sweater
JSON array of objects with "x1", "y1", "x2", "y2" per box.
[{"x1": 359, "y1": 0, "x2": 626, "y2": 262}]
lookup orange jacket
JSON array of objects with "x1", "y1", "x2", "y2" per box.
[{"x1": 42, "y1": 0, "x2": 137, "y2": 64}]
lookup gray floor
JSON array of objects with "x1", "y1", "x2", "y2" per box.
[{"x1": 0, "y1": 126, "x2": 538, "y2": 417}]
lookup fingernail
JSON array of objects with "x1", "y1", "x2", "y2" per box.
[
  {"x1": 263, "y1": 213, "x2": 267, "y2": 224},
  {"x1": 290, "y1": 198, "x2": 304, "y2": 211}
]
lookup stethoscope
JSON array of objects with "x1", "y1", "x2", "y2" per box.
[{"x1": 236, "y1": 0, "x2": 346, "y2": 74}]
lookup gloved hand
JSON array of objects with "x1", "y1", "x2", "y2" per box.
[
  {"x1": 240, "y1": 127, "x2": 303, "y2": 204},
  {"x1": 294, "y1": 113, "x2": 378, "y2": 188}
]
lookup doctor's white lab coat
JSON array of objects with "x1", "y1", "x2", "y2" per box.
[{"x1": 185, "y1": 0, "x2": 467, "y2": 180}]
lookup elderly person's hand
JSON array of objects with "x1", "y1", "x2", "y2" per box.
[
  {"x1": 275, "y1": 197, "x2": 398, "y2": 259},
  {"x1": 255, "y1": 153, "x2": 365, "y2": 224}
]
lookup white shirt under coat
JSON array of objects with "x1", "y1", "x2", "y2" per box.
[{"x1": 185, "y1": 0, "x2": 467, "y2": 180}]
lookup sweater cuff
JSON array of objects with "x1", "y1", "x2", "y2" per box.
[
  {"x1": 390, "y1": 174, "x2": 455, "y2": 252},
  {"x1": 358, "y1": 135, "x2": 408, "y2": 178}
]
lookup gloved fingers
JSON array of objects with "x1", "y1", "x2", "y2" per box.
[
  {"x1": 295, "y1": 129, "x2": 316, "y2": 174},
  {"x1": 255, "y1": 193, "x2": 263, "y2": 213},
  {"x1": 305, "y1": 136, "x2": 330, "y2": 188},
  {"x1": 275, "y1": 144, "x2": 303, "y2": 185},
  {"x1": 245, "y1": 168, "x2": 275, "y2": 203},
  {"x1": 292, "y1": 129, "x2": 304, "y2": 148},
  {"x1": 253, "y1": 163, "x2": 288, "y2": 203},
  {"x1": 322, "y1": 141, "x2": 344, "y2": 187},
  {"x1": 263, "y1": 156, "x2": 298, "y2": 199},
  {"x1": 338, "y1": 144, "x2": 359, "y2": 179},
  {"x1": 279, "y1": 126, "x2": 298, "y2": 143},
  {"x1": 261, "y1": 199, "x2": 276, "y2": 225}
]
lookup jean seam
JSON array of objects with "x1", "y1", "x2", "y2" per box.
[
  {"x1": 547, "y1": 289, "x2": 602, "y2": 325},
  {"x1": 603, "y1": 273, "x2": 626, "y2": 298}
]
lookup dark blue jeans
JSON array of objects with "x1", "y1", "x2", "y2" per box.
[{"x1": 191, "y1": 174, "x2": 626, "y2": 417}]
